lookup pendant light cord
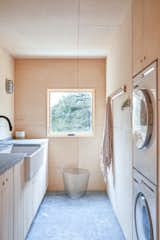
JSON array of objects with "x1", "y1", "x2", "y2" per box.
[{"x1": 77, "y1": 0, "x2": 80, "y2": 87}]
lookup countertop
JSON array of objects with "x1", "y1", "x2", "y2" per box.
[
  {"x1": 0, "y1": 153, "x2": 25, "y2": 175},
  {"x1": 0, "y1": 138, "x2": 48, "y2": 176},
  {"x1": 6, "y1": 138, "x2": 48, "y2": 146}
]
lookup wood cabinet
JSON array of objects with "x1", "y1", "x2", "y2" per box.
[
  {"x1": 0, "y1": 168, "x2": 14, "y2": 240},
  {"x1": 133, "y1": 0, "x2": 160, "y2": 76},
  {"x1": 23, "y1": 179, "x2": 33, "y2": 237},
  {"x1": 13, "y1": 161, "x2": 25, "y2": 240},
  {"x1": 32, "y1": 146, "x2": 48, "y2": 218},
  {"x1": 0, "y1": 143, "x2": 48, "y2": 240},
  {"x1": 143, "y1": 0, "x2": 160, "y2": 66},
  {"x1": 32, "y1": 169, "x2": 42, "y2": 217},
  {"x1": 133, "y1": 0, "x2": 144, "y2": 75},
  {"x1": 0, "y1": 161, "x2": 25, "y2": 240}
]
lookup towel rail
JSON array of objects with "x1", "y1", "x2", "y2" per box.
[{"x1": 109, "y1": 85, "x2": 127, "y2": 101}]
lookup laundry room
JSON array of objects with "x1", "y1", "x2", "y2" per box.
[{"x1": 0, "y1": 0, "x2": 160, "y2": 240}]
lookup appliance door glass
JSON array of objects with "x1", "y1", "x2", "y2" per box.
[
  {"x1": 133, "y1": 89, "x2": 153, "y2": 149},
  {"x1": 135, "y1": 193, "x2": 154, "y2": 240}
]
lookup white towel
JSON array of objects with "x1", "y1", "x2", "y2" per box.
[{"x1": 100, "y1": 97, "x2": 113, "y2": 183}]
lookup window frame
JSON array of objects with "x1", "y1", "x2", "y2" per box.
[{"x1": 47, "y1": 88, "x2": 95, "y2": 137}]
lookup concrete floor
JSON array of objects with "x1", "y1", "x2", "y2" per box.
[{"x1": 26, "y1": 192, "x2": 125, "y2": 240}]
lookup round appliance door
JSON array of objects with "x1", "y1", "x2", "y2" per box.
[
  {"x1": 132, "y1": 89, "x2": 153, "y2": 149},
  {"x1": 134, "y1": 193, "x2": 154, "y2": 240}
]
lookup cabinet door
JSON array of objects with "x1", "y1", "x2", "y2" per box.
[
  {"x1": 32, "y1": 146, "x2": 48, "y2": 218},
  {"x1": 14, "y1": 161, "x2": 25, "y2": 240},
  {"x1": 143, "y1": 0, "x2": 160, "y2": 66},
  {"x1": 0, "y1": 174, "x2": 8, "y2": 240},
  {"x1": 0, "y1": 169, "x2": 14, "y2": 240},
  {"x1": 0, "y1": 174, "x2": 3, "y2": 239},
  {"x1": 32, "y1": 173, "x2": 40, "y2": 218},
  {"x1": 133, "y1": 0, "x2": 144, "y2": 76},
  {"x1": 32, "y1": 166, "x2": 44, "y2": 218},
  {"x1": 23, "y1": 179, "x2": 33, "y2": 238},
  {"x1": 8, "y1": 169, "x2": 14, "y2": 240}
]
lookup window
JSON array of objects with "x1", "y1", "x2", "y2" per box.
[{"x1": 47, "y1": 89, "x2": 95, "y2": 137}]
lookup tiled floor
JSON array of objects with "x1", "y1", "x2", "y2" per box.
[{"x1": 26, "y1": 192, "x2": 125, "y2": 240}]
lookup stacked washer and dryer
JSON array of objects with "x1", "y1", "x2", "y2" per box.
[{"x1": 132, "y1": 61, "x2": 158, "y2": 240}]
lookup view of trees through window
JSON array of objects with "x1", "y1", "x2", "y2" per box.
[{"x1": 48, "y1": 90, "x2": 93, "y2": 135}]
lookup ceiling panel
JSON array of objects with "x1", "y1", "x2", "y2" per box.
[
  {"x1": 0, "y1": 23, "x2": 78, "y2": 56},
  {"x1": 80, "y1": 0, "x2": 130, "y2": 26},
  {"x1": 0, "y1": 0, "x2": 130, "y2": 57},
  {"x1": 78, "y1": 25, "x2": 118, "y2": 53},
  {"x1": 0, "y1": 0, "x2": 79, "y2": 24}
]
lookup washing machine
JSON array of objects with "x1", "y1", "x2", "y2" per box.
[
  {"x1": 133, "y1": 169, "x2": 157, "y2": 240},
  {"x1": 132, "y1": 61, "x2": 158, "y2": 185}
]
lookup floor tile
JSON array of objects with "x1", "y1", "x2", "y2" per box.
[{"x1": 26, "y1": 192, "x2": 125, "y2": 240}]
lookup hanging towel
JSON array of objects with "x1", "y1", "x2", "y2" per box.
[{"x1": 100, "y1": 97, "x2": 113, "y2": 183}]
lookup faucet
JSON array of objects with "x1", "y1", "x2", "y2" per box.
[{"x1": 0, "y1": 115, "x2": 12, "y2": 131}]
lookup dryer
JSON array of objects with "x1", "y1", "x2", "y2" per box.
[
  {"x1": 132, "y1": 61, "x2": 158, "y2": 185},
  {"x1": 133, "y1": 169, "x2": 157, "y2": 240}
]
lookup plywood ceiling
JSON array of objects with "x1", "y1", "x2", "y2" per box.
[{"x1": 0, "y1": 0, "x2": 130, "y2": 57}]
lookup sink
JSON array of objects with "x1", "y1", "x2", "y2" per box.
[
  {"x1": 11, "y1": 144, "x2": 40, "y2": 155},
  {"x1": 0, "y1": 144, "x2": 13, "y2": 153},
  {"x1": 0, "y1": 144, "x2": 44, "y2": 180}
]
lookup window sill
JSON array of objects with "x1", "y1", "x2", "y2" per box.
[{"x1": 47, "y1": 133, "x2": 95, "y2": 138}]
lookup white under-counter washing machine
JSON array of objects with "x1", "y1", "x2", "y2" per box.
[
  {"x1": 133, "y1": 169, "x2": 157, "y2": 240},
  {"x1": 132, "y1": 61, "x2": 158, "y2": 240}
]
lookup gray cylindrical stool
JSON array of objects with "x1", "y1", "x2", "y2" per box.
[{"x1": 63, "y1": 168, "x2": 89, "y2": 199}]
